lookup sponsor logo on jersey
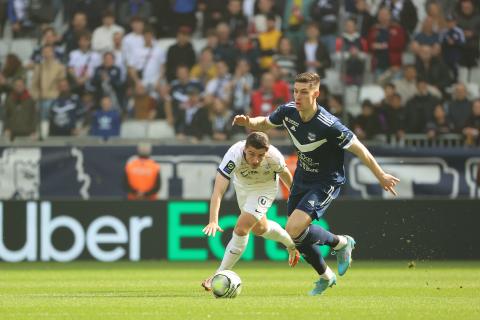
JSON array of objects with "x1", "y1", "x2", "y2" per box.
[{"x1": 285, "y1": 117, "x2": 299, "y2": 127}]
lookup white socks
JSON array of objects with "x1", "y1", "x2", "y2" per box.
[
  {"x1": 217, "y1": 232, "x2": 249, "y2": 272},
  {"x1": 333, "y1": 235, "x2": 348, "y2": 251},
  {"x1": 260, "y1": 220, "x2": 296, "y2": 250},
  {"x1": 320, "y1": 266, "x2": 335, "y2": 280}
]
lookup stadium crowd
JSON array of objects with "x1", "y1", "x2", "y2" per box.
[{"x1": 0, "y1": 0, "x2": 479, "y2": 145}]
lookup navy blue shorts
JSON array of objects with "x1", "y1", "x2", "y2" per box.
[{"x1": 287, "y1": 184, "x2": 341, "y2": 220}]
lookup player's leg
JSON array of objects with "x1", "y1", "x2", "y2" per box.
[
  {"x1": 202, "y1": 211, "x2": 256, "y2": 291},
  {"x1": 252, "y1": 216, "x2": 300, "y2": 267}
]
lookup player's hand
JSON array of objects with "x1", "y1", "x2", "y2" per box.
[
  {"x1": 379, "y1": 173, "x2": 400, "y2": 196},
  {"x1": 232, "y1": 115, "x2": 250, "y2": 127},
  {"x1": 203, "y1": 222, "x2": 224, "y2": 237}
]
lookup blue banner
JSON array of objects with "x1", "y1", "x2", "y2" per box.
[{"x1": 0, "y1": 145, "x2": 479, "y2": 199}]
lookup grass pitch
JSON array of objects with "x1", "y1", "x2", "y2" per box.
[{"x1": 1, "y1": 261, "x2": 479, "y2": 320}]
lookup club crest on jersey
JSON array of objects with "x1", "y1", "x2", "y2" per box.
[
  {"x1": 307, "y1": 132, "x2": 316, "y2": 142},
  {"x1": 223, "y1": 160, "x2": 236, "y2": 174},
  {"x1": 258, "y1": 196, "x2": 270, "y2": 207}
]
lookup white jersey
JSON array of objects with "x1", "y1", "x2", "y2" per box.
[{"x1": 218, "y1": 140, "x2": 286, "y2": 192}]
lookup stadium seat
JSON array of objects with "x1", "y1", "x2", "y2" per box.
[
  {"x1": 359, "y1": 84, "x2": 385, "y2": 104},
  {"x1": 344, "y1": 85, "x2": 362, "y2": 116},
  {"x1": 466, "y1": 82, "x2": 479, "y2": 99},
  {"x1": 147, "y1": 120, "x2": 175, "y2": 139},
  {"x1": 120, "y1": 120, "x2": 148, "y2": 139},
  {"x1": 10, "y1": 39, "x2": 38, "y2": 63},
  {"x1": 324, "y1": 69, "x2": 342, "y2": 94}
]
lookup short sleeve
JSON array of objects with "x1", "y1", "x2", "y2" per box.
[
  {"x1": 326, "y1": 120, "x2": 356, "y2": 149},
  {"x1": 217, "y1": 144, "x2": 240, "y2": 180},
  {"x1": 267, "y1": 105, "x2": 288, "y2": 127}
]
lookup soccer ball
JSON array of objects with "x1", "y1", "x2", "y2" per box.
[{"x1": 211, "y1": 270, "x2": 242, "y2": 298}]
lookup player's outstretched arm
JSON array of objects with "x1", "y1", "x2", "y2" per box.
[
  {"x1": 346, "y1": 137, "x2": 400, "y2": 196},
  {"x1": 203, "y1": 173, "x2": 229, "y2": 237},
  {"x1": 232, "y1": 115, "x2": 276, "y2": 132}
]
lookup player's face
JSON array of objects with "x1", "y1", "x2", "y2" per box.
[
  {"x1": 244, "y1": 146, "x2": 267, "y2": 168},
  {"x1": 293, "y1": 82, "x2": 319, "y2": 111}
]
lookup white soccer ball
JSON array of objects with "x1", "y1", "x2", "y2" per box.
[{"x1": 211, "y1": 270, "x2": 242, "y2": 298}]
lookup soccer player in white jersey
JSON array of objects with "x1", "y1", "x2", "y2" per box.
[
  {"x1": 232, "y1": 72, "x2": 400, "y2": 295},
  {"x1": 201, "y1": 132, "x2": 300, "y2": 291}
]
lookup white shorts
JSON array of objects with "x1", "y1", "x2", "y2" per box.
[{"x1": 235, "y1": 188, "x2": 277, "y2": 220}]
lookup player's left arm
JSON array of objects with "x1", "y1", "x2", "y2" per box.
[
  {"x1": 346, "y1": 137, "x2": 400, "y2": 196},
  {"x1": 278, "y1": 166, "x2": 293, "y2": 191}
]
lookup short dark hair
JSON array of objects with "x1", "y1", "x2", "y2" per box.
[
  {"x1": 295, "y1": 72, "x2": 321, "y2": 89},
  {"x1": 245, "y1": 132, "x2": 269, "y2": 150}
]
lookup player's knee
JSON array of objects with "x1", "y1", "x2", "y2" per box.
[
  {"x1": 251, "y1": 223, "x2": 268, "y2": 236},
  {"x1": 285, "y1": 223, "x2": 302, "y2": 239},
  {"x1": 233, "y1": 227, "x2": 249, "y2": 237}
]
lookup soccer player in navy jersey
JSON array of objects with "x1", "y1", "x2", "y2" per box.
[{"x1": 232, "y1": 72, "x2": 400, "y2": 295}]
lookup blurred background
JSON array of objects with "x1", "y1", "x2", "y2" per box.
[{"x1": 0, "y1": 0, "x2": 479, "y2": 263}]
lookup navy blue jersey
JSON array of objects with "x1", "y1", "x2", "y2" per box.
[{"x1": 268, "y1": 102, "x2": 355, "y2": 189}]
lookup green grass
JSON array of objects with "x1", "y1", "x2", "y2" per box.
[{"x1": 1, "y1": 261, "x2": 479, "y2": 319}]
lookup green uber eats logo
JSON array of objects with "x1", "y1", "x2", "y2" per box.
[{"x1": 167, "y1": 201, "x2": 330, "y2": 261}]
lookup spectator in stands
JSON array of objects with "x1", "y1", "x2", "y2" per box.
[
  {"x1": 441, "y1": 14, "x2": 466, "y2": 81},
  {"x1": 463, "y1": 99, "x2": 480, "y2": 145},
  {"x1": 92, "y1": 10, "x2": 124, "y2": 53},
  {"x1": 118, "y1": 0, "x2": 152, "y2": 29},
  {"x1": 48, "y1": 79, "x2": 82, "y2": 136},
  {"x1": 176, "y1": 86, "x2": 211, "y2": 142},
  {"x1": 91, "y1": 52, "x2": 123, "y2": 108},
  {"x1": 124, "y1": 142, "x2": 161, "y2": 200},
  {"x1": 225, "y1": 0, "x2": 248, "y2": 39},
  {"x1": 230, "y1": 58, "x2": 254, "y2": 116},
  {"x1": 210, "y1": 97, "x2": 233, "y2": 141},
  {"x1": 215, "y1": 22, "x2": 237, "y2": 72},
  {"x1": 405, "y1": 78, "x2": 440, "y2": 133},
  {"x1": 130, "y1": 82, "x2": 156, "y2": 120},
  {"x1": 415, "y1": 44, "x2": 452, "y2": 94},
  {"x1": 426, "y1": 103, "x2": 454, "y2": 139},
  {"x1": 257, "y1": 13, "x2": 282, "y2": 73},
  {"x1": 0, "y1": 0, "x2": 7, "y2": 36},
  {"x1": 272, "y1": 36, "x2": 297, "y2": 85},
  {"x1": 71, "y1": 0, "x2": 111, "y2": 30},
  {"x1": 316, "y1": 83, "x2": 330, "y2": 106},
  {"x1": 233, "y1": 33, "x2": 261, "y2": 77},
  {"x1": 0, "y1": 53, "x2": 26, "y2": 94},
  {"x1": 112, "y1": 31, "x2": 127, "y2": 82},
  {"x1": 8, "y1": 0, "x2": 34, "y2": 38},
  {"x1": 67, "y1": 32, "x2": 101, "y2": 94},
  {"x1": 199, "y1": 0, "x2": 227, "y2": 35},
  {"x1": 410, "y1": 17, "x2": 441, "y2": 57},
  {"x1": 380, "y1": 0, "x2": 418, "y2": 36},
  {"x1": 169, "y1": 64, "x2": 204, "y2": 132},
  {"x1": 297, "y1": 22, "x2": 331, "y2": 79},
  {"x1": 171, "y1": 0, "x2": 198, "y2": 33},
  {"x1": 456, "y1": 0, "x2": 480, "y2": 72},
  {"x1": 367, "y1": 7, "x2": 407, "y2": 78},
  {"x1": 3, "y1": 78, "x2": 37, "y2": 141},
  {"x1": 270, "y1": 63, "x2": 292, "y2": 103},
  {"x1": 281, "y1": 0, "x2": 312, "y2": 53},
  {"x1": 310, "y1": 0, "x2": 340, "y2": 54},
  {"x1": 426, "y1": 1, "x2": 447, "y2": 32},
  {"x1": 352, "y1": 0, "x2": 375, "y2": 38},
  {"x1": 127, "y1": 28, "x2": 166, "y2": 93},
  {"x1": 190, "y1": 47, "x2": 218, "y2": 86},
  {"x1": 62, "y1": 11, "x2": 89, "y2": 55},
  {"x1": 445, "y1": 82, "x2": 472, "y2": 132},
  {"x1": 353, "y1": 100, "x2": 383, "y2": 140},
  {"x1": 328, "y1": 94, "x2": 352, "y2": 125},
  {"x1": 392, "y1": 64, "x2": 417, "y2": 104},
  {"x1": 251, "y1": 0, "x2": 281, "y2": 34},
  {"x1": 30, "y1": 27, "x2": 64, "y2": 65},
  {"x1": 337, "y1": 18, "x2": 367, "y2": 86},
  {"x1": 122, "y1": 16, "x2": 145, "y2": 72},
  {"x1": 250, "y1": 72, "x2": 289, "y2": 137},
  {"x1": 31, "y1": 45, "x2": 66, "y2": 119},
  {"x1": 154, "y1": 81, "x2": 174, "y2": 125},
  {"x1": 204, "y1": 60, "x2": 232, "y2": 105},
  {"x1": 90, "y1": 95, "x2": 121, "y2": 140},
  {"x1": 165, "y1": 26, "x2": 196, "y2": 83},
  {"x1": 385, "y1": 92, "x2": 406, "y2": 140}
]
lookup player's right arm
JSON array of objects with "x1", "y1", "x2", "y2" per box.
[
  {"x1": 232, "y1": 115, "x2": 276, "y2": 132},
  {"x1": 203, "y1": 172, "x2": 229, "y2": 237}
]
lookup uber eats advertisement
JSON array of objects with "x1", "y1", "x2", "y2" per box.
[{"x1": 0, "y1": 200, "x2": 330, "y2": 262}]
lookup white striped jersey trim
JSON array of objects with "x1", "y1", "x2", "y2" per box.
[{"x1": 317, "y1": 113, "x2": 334, "y2": 126}]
